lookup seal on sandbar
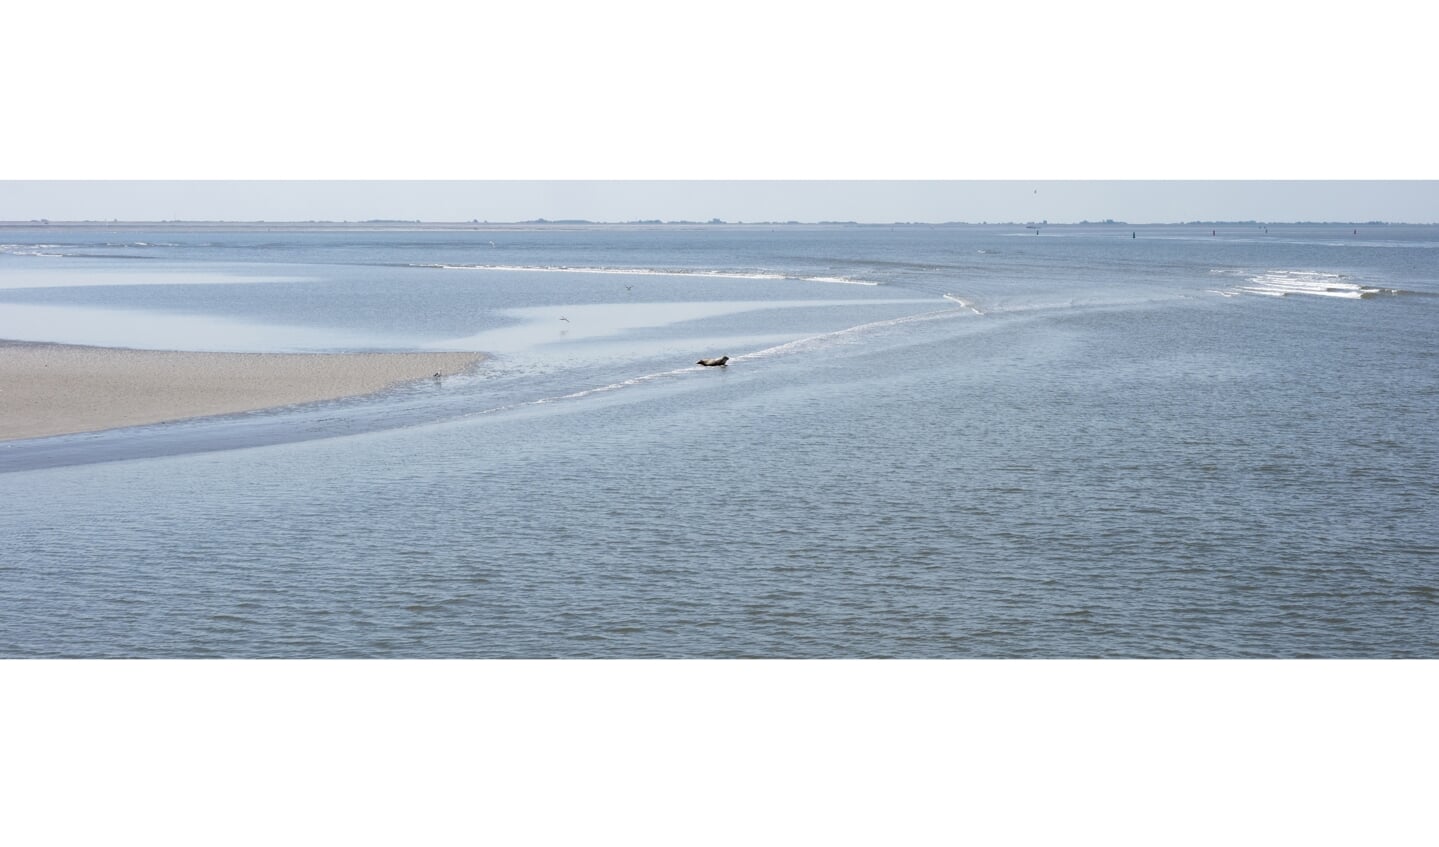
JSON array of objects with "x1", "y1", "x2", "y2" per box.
[{"x1": 696, "y1": 356, "x2": 730, "y2": 367}]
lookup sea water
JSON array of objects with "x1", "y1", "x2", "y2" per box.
[{"x1": 1, "y1": 223, "x2": 1436, "y2": 657}]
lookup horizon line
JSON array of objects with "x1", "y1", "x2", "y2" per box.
[{"x1": 2, "y1": 218, "x2": 1432, "y2": 227}]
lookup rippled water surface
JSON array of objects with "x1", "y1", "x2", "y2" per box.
[{"x1": 2, "y1": 223, "x2": 1436, "y2": 656}]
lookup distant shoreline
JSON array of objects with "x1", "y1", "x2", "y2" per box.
[
  {"x1": 1, "y1": 219, "x2": 1427, "y2": 228},
  {"x1": 0, "y1": 341, "x2": 484, "y2": 442}
]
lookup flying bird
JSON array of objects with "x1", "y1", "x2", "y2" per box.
[
  {"x1": 559, "y1": 316, "x2": 570, "y2": 322},
  {"x1": 697, "y1": 356, "x2": 729, "y2": 367}
]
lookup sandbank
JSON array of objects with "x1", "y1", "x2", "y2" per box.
[{"x1": 0, "y1": 340, "x2": 484, "y2": 441}]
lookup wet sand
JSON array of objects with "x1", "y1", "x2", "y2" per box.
[{"x1": 0, "y1": 341, "x2": 484, "y2": 441}]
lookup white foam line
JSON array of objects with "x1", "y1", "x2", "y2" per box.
[
  {"x1": 735, "y1": 305, "x2": 970, "y2": 362},
  {"x1": 943, "y1": 293, "x2": 985, "y2": 314},
  {"x1": 1240, "y1": 286, "x2": 1367, "y2": 299},
  {"x1": 452, "y1": 365, "x2": 701, "y2": 421},
  {"x1": 803, "y1": 275, "x2": 881, "y2": 286},
  {"x1": 1, "y1": 245, "x2": 66, "y2": 257},
  {"x1": 522, "y1": 309, "x2": 953, "y2": 405},
  {"x1": 452, "y1": 306, "x2": 973, "y2": 422},
  {"x1": 423, "y1": 263, "x2": 882, "y2": 286},
  {"x1": 426, "y1": 262, "x2": 784, "y2": 280},
  {"x1": 538, "y1": 367, "x2": 698, "y2": 403}
]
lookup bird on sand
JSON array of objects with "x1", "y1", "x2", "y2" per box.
[{"x1": 697, "y1": 356, "x2": 730, "y2": 367}]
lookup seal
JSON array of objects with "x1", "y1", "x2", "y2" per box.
[{"x1": 696, "y1": 356, "x2": 730, "y2": 367}]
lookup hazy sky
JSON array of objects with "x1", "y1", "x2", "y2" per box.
[
  {"x1": 3, "y1": 5, "x2": 1434, "y2": 223},
  {"x1": 3, "y1": 181, "x2": 1436, "y2": 224}
]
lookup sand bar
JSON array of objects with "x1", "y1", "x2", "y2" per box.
[{"x1": 0, "y1": 340, "x2": 484, "y2": 441}]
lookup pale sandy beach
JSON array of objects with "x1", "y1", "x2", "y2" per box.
[{"x1": 0, "y1": 340, "x2": 484, "y2": 441}]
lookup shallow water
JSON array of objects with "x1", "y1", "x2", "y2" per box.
[{"x1": 2, "y1": 223, "x2": 1436, "y2": 657}]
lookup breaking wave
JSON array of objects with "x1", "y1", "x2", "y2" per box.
[{"x1": 1208, "y1": 269, "x2": 1407, "y2": 299}]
